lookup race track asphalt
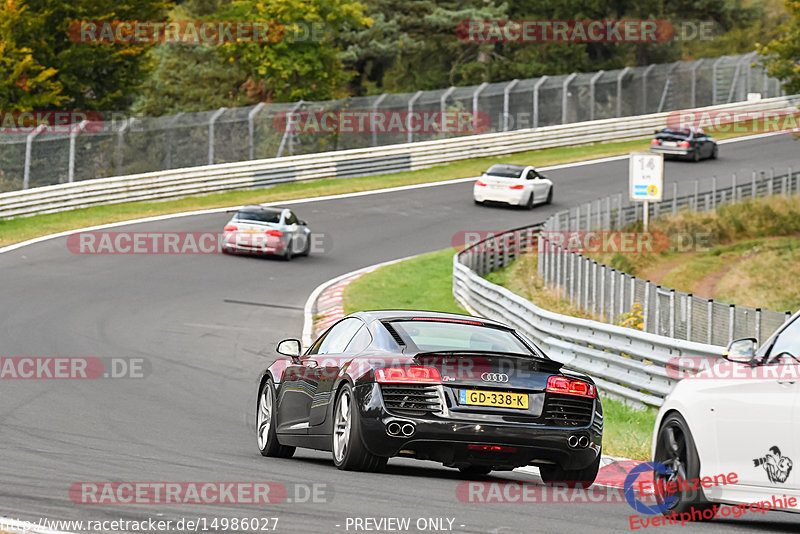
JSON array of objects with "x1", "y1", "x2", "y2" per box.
[{"x1": 1, "y1": 133, "x2": 799, "y2": 533}]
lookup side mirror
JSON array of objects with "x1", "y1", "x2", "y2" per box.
[
  {"x1": 724, "y1": 337, "x2": 757, "y2": 364},
  {"x1": 277, "y1": 339, "x2": 302, "y2": 363}
]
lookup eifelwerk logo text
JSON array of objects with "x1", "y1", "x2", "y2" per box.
[
  {"x1": 0, "y1": 357, "x2": 150, "y2": 379},
  {"x1": 666, "y1": 110, "x2": 800, "y2": 135},
  {"x1": 667, "y1": 357, "x2": 800, "y2": 380},
  {"x1": 457, "y1": 20, "x2": 674, "y2": 43},
  {"x1": 66, "y1": 232, "x2": 330, "y2": 254},
  {"x1": 68, "y1": 21, "x2": 286, "y2": 44},
  {"x1": 70, "y1": 482, "x2": 330, "y2": 504},
  {"x1": 0, "y1": 111, "x2": 103, "y2": 134},
  {"x1": 273, "y1": 111, "x2": 490, "y2": 135}
]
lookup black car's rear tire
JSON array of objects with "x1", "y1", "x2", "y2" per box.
[
  {"x1": 539, "y1": 452, "x2": 600, "y2": 488},
  {"x1": 332, "y1": 384, "x2": 387, "y2": 472},
  {"x1": 710, "y1": 146, "x2": 718, "y2": 160},
  {"x1": 653, "y1": 412, "x2": 712, "y2": 517},
  {"x1": 458, "y1": 465, "x2": 493, "y2": 477},
  {"x1": 256, "y1": 379, "x2": 295, "y2": 458},
  {"x1": 692, "y1": 149, "x2": 700, "y2": 162}
]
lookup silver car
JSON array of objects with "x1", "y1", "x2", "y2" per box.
[{"x1": 222, "y1": 206, "x2": 311, "y2": 260}]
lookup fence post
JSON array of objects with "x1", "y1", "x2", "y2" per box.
[
  {"x1": 599, "y1": 266, "x2": 607, "y2": 321},
  {"x1": 116, "y1": 118, "x2": 132, "y2": 176},
  {"x1": 592, "y1": 261, "x2": 599, "y2": 314},
  {"x1": 472, "y1": 82, "x2": 489, "y2": 127},
  {"x1": 712, "y1": 176, "x2": 717, "y2": 210},
  {"x1": 22, "y1": 124, "x2": 48, "y2": 189},
  {"x1": 208, "y1": 107, "x2": 227, "y2": 165},
  {"x1": 589, "y1": 70, "x2": 604, "y2": 121},
  {"x1": 569, "y1": 253, "x2": 576, "y2": 305},
  {"x1": 605, "y1": 196, "x2": 611, "y2": 229},
  {"x1": 616, "y1": 67, "x2": 631, "y2": 117},
  {"x1": 755, "y1": 308, "x2": 761, "y2": 344},
  {"x1": 503, "y1": 80, "x2": 519, "y2": 131},
  {"x1": 767, "y1": 168, "x2": 774, "y2": 196},
  {"x1": 751, "y1": 171, "x2": 757, "y2": 199},
  {"x1": 247, "y1": 103, "x2": 265, "y2": 160},
  {"x1": 672, "y1": 182, "x2": 677, "y2": 214},
  {"x1": 630, "y1": 275, "x2": 636, "y2": 311},
  {"x1": 532, "y1": 76, "x2": 548, "y2": 128},
  {"x1": 619, "y1": 271, "x2": 626, "y2": 320},
  {"x1": 617, "y1": 193, "x2": 623, "y2": 228},
  {"x1": 693, "y1": 180, "x2": 699, "y2": 213},
  {"x1": 690, "y1": 59, "x2": 704, "y2": 107},
  {"x1": 584, "y1": 257, "x2": 591, "y2": 309},
  {"x1": 68, "y1": 120, "x2": 88, "y2": 183},
  {"x1": 711, "y1": 56, "x2": 724, "y2": 105},
  {"x1": 669, "y1": 290, "x2": 676, "y2": 338},
  {"x1": 277, "y1": 100, "x2": 303, "y2": 158},
  {"x1": 707, "y1": 300, "x2": 714, "y2": 345},
  {"x1": 166, "y1": 112, "x2": 184, "y2": 169},
  {"x1": 731, "y1": 173, "x2": 737, "y2": 204},
  {"x1": 609, "y1": 269, "x2": 616, "y2": 322},
  {"x1": 407, "y1": 91, "x2": 424, "y2": 143},
  {"x1": 654, "y1": 286, "x2": 661, "y2": 335},
  {"x1": 440, "y1": 86, "x2": 456, "y2": 139},
  {"x1": 642, "y1": 64, "x2": 655, "y2": 113},
  {"x1": 728, "y1": 304, "x2": 735, "y2": 345},
  {"x1": 371, "y1": 93, "x2": 388, "y2": 146},
  {"x1": 686, "y1": 294, "x2": 693, "y2": 341},
  {"x1": 782, "y1": 171, "x2": 788, "y2": 196},
  {"x1": 562, "y1": 73, "x2": 577, "y2": 124},
  {"x1": 643, "y1": 282, "x2": 650, "y2": 332}
]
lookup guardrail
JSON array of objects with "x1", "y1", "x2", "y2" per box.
[
  {"x1": 452, "y1": 225, "x2": 726, "y2": 408},
  {"x1": 1, "y1": 96, "x2": 797, "y2": 219},
  {"x1": 538, "y1": 165, "x2": 799, "y2": 346}
]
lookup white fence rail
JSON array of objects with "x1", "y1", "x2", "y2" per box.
[
  {"x1": 1, "y1": 96, "x2": 797, "y2": 219},
  {"x1": 452, "y1": 227, "x2": 726, "y2": 408}
]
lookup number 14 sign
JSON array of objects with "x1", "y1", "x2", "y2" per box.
[{"x1": 629, "y1": 152, "x2": 664, "y2": 202}]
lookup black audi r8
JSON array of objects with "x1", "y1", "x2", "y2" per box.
[{"x1": 255, "y1": 310, "x2": 603, "y2": 482}]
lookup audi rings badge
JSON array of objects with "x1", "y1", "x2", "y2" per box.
[{"x1": 480, "y1": 372, "x2": 509, "y2": 383}]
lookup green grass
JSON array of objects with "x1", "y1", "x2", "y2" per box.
[
  {"x1": 602, "y1": 398, "x2": 658, "y2": 460},
  {"x1": 343, "y1": 249, "x2": 465, "y2": 315},
  {"x1": 342, "y1": 246, "x2": 656, "y2": 460}
]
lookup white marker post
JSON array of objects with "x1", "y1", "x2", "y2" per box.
[{"x1": 629, "y1": 152, "x2": 664, "y2": 231}]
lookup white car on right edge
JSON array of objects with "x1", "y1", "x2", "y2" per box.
[
  {"x1": 473, "y1": 164, "x2": 553, "y2": 209},
  {"x1": 650, "y1": 309, "x2": 800, "y2": 518}
]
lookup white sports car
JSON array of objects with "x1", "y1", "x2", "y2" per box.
[
  {"x1": 651, "y1": 310, "x2": 800, "y2": 517},
  {"x1": 473, "y1": 164, "x2": 553, "y2": 209}
]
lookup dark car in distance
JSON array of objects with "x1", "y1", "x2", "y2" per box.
[
  {"x1": 255, "y1": 310, "x2": 603, "y2": 482},
  {"x1": 650, "y1": 127, "x2": 718, "y2": 162}
]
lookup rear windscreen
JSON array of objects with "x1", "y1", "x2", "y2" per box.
[
  {"x1": 235, "y1": 210, "x2": 281, "y2": 223},
  {"x1": 388, "y1": 320, "x2": 534, "y2": 355},
  {"x1": 486, "y1": 165, "x2": 524, "y2": 178}
]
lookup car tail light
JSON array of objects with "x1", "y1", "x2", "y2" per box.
[
  {"x1": 651, "y1": 139, "x2": 661, "y2": 145},
  {"x1": 678, "y1": 141, "x2": 690, "y2": 147},
  {"x1": 375, "y1": 366, "x2": 441, "y2": 384},
  {"x1": 468, "y1": 445, "x2": 517, "y2": 452},
  {"x1": 509, "y1": 184, "x2": 524, "y2": 190},
  {"x1": 476, "y1": 180, "x2": 487, "y2": 187},
  {"x1": 266, "y1": 230, "x2": 283, "y2": 237},
  {"x1": 224, "y1": 225, "x2": 238, "y2": 232},
  {"x1": 547, "y1": 376, "x2": 595, "y2": 398}
]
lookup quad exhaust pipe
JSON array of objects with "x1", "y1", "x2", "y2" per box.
[
  {"x1": 568, "y1": 435, "x2": 590, "y2": 449},
  {"x1": 386, "y1": 421, "x2": 415, "y2": 437}
]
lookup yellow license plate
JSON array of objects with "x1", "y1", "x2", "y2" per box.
[{"x1": 459, "y1": 389, "x2": 528, "y2": 409}]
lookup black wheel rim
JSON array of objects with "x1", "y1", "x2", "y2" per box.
[{"x1": 654, "y1": 420, "x2": 689, "y2": 509}]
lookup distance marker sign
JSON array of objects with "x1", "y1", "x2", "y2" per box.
[{"x1": 629, "y1": 152, "x2": 664, "y2": 202}]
